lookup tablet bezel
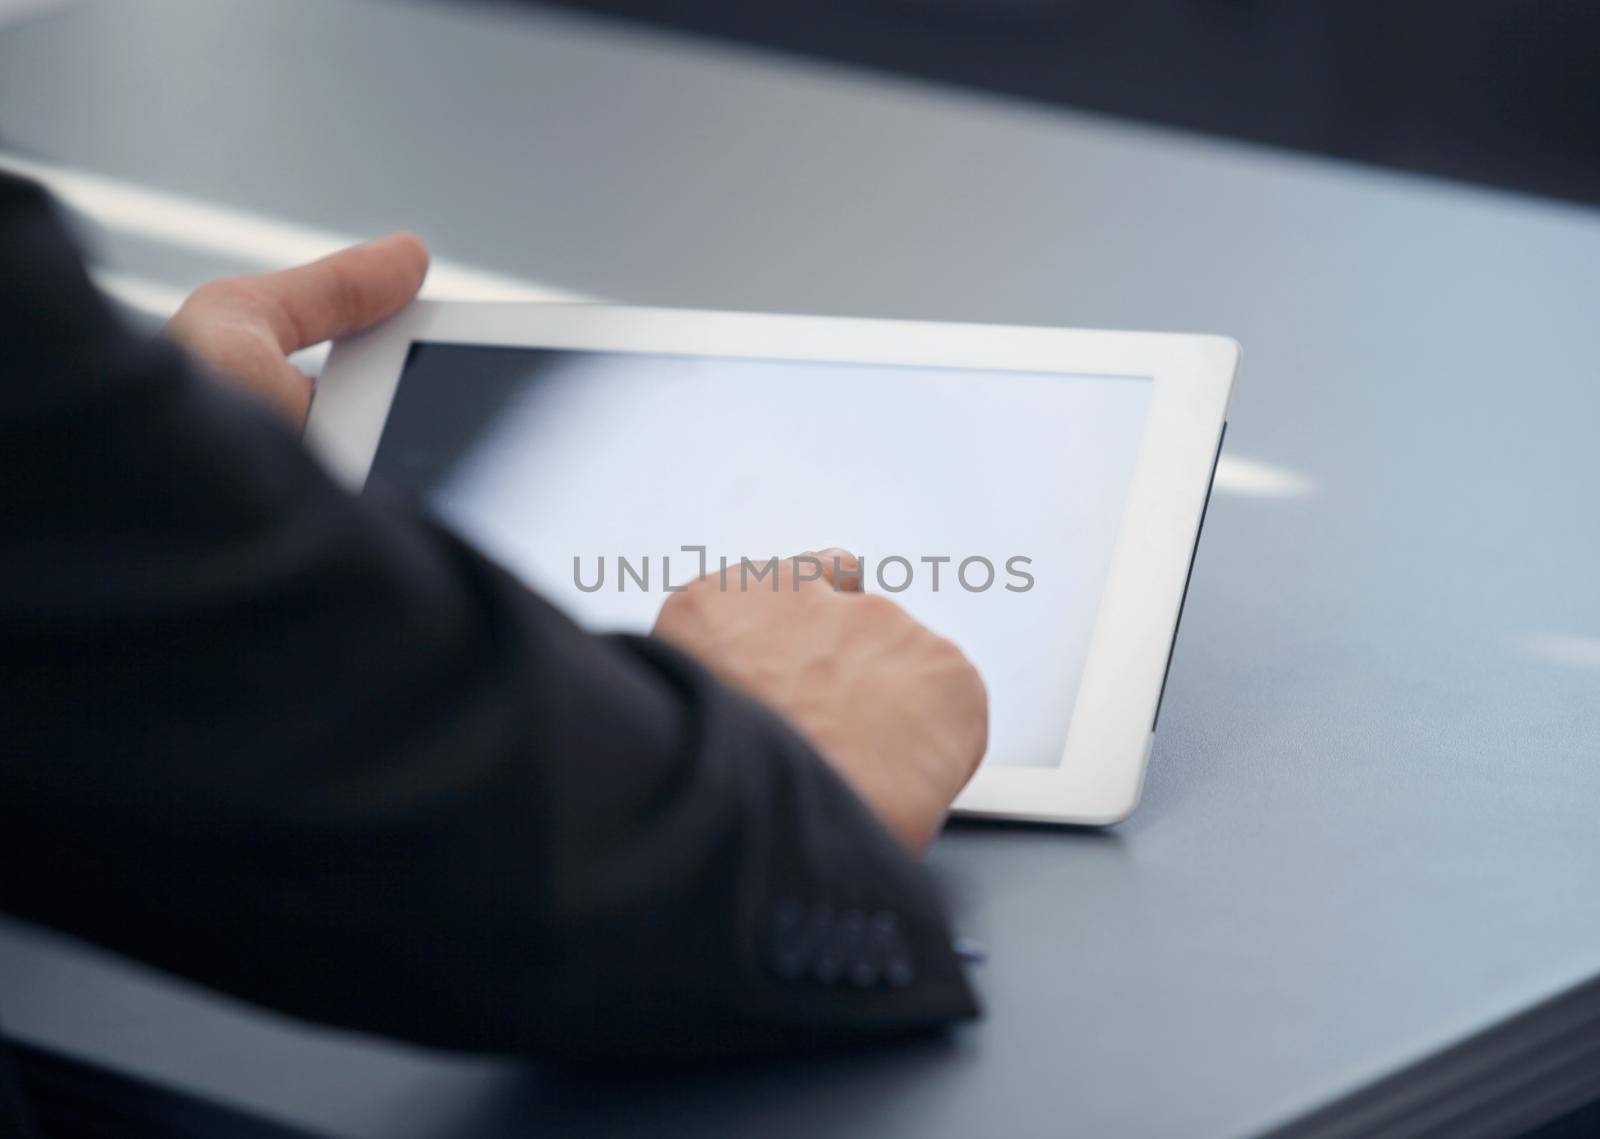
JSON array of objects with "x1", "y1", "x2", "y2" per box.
[{"x1": 307, "y1": 301, "x2": 1238, "y2": 825}]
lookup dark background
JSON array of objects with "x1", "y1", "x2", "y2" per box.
[{"x1": 533, "y1": 0, "x2": 1600, "y2": 208}]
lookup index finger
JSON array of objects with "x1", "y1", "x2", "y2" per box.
[{"x1": 802, "y1": 548, "x2": 864, "y2": 593}]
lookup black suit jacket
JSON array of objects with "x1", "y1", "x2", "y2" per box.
[{"x1": 0, "y1": 171, "x2": 976, "y2": 1132}]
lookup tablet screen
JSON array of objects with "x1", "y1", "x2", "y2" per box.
[{"x1": 370, "y1": 345, "x2": 1152, "y2": 769}]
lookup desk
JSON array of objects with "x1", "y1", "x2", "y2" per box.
[{"x1": 3, "y1": 1, "x2": 1600, "y2": 1136}]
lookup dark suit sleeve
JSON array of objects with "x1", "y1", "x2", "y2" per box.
[{"x1": 0, "y1": 172, "x2": 978, "y2": 1060}]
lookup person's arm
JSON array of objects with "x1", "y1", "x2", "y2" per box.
[{"x1": 0, "y1": 172, "x2": 980, "y2": 1060}]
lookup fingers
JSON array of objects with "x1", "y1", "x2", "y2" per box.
[
  {"x1": 806, "y1": 548, "x2": 864, "y2": 593},
  {"x1": 672, "y1": 549, "x2": 862, "y2": 594},
  {"x1": 186, "y1": 233, "x2": 430, "y2": 354}
]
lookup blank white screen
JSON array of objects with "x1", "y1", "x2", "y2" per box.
[{"x1": 373, "y1": 346, "x2": 1151, "y2": 768}]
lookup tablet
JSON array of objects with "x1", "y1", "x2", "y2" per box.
[{"x1": 307, "y1": 303, "x2": 1238, "y2": 825}]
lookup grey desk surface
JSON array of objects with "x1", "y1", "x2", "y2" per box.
[{"x1": 2, "y1": 1, "x2": 1599, "y2": 1137}]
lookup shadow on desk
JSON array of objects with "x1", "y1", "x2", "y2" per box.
[
  {"x1": 11, "y1": 1041, "x2": 324, "y2": 1139},
  {"x1": 445, "y1": 1028, "x2": 971, "y2": 1138},
  {"x1": 17, "y1": 1027, "x2": 1600, "y2": 1139}
]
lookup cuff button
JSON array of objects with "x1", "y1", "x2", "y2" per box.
[{"x1": 886, "y1": 956, "x2": 916, "y2": 989}]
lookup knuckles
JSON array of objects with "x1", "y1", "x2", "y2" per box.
[
  {"x1": 855, "y1": 592, "x2": 904, "y2": 621},
  {"x1": 928, "y1": 635, "x2": 989, "y2": 766},
  {"x1": 656, "y1": 583, "x2": 707, "y2": 624}
]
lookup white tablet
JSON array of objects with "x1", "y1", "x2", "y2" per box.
[{"x1": 307, "y1": 302, "x2": 1238, "y2": 825}]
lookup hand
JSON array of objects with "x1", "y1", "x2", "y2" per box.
[
  {"x1": 165, "y1": 234, "x2": 430, "y2": 425},
  {"x1": 653, "y1": 550, "x2": 988, "y2": 853}
]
